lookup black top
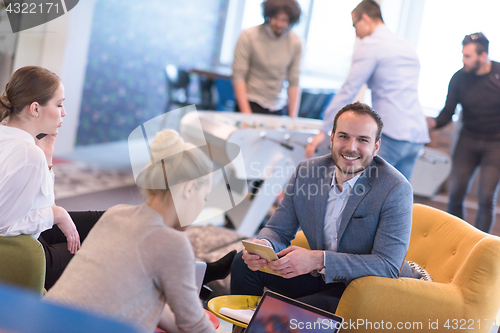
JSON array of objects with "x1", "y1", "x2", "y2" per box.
[{"x1": 435, "y1": 60, "x2": 500, "y2": 140}]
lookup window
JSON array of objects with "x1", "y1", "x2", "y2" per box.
[
  {"x1": 301, "y1": 0, "x2": 359, "y2": 79},
  {"x1": 416, "y1": 0, "x2": 500, "y2": 115},
  {"x1": 240, "y1": 0, "x2": 264, "y2": 30}
]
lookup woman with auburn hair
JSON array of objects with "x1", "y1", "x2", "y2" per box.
[
  {"x1": 46, "y1": 129, "x2": 230, "y2": 333},
  {"x1": 0, "y1": 66, "x2": 103, "y2": 289}
]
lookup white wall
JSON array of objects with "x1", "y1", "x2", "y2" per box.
[
  {"x1": 57, "y1": 0, "x2": 97, "y2": 155},
  {"x1": 12, "y1": 0, "x2": 97, "y2": 155}
]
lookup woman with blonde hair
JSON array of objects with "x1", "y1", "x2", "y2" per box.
[
  {"x1": 46, "y1": 129, "x2": 228, "y2": 333},
  {"x1": 0, "y1": 66, "x2": 104, "y2": 289}
]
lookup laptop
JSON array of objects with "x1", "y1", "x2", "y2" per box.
[
  {"x1": 246, "y1": 290, "x2": 344, "y2": 333},
  {"x1": 194, "y1": 261, "x2": 207, "y2": 294}
]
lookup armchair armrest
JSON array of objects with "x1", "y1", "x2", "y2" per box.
[{"x1": 336, "y1": 277, "x2": 463, "y2": 332}]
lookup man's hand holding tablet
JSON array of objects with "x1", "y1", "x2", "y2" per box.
[
  {"x1": 241, "y1": 240, "x2": 282, "y2": 276},
  {"x1": 242, "y1": 239, "x2": 327, "y2": 279}
]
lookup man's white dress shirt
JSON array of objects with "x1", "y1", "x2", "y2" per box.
[
  {"x1": 319, "y1": 172, "x2": 361, "y2": 274},
  {"x1": 321, "y1": 25, "x2": 430, "y2": 144}
]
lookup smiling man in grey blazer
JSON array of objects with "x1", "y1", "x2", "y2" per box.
[{"x1": 231, "y1": 102, "x2": 413, "y2": 312}]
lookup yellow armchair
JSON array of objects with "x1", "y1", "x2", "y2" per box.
[
  {"x1": 291, "y1": 229, "x2": 310, "y2": 250},
  {"x1": 334, "y1": 204, "x2": 500, "y2": 332}
]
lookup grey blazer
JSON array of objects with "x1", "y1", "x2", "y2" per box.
[{"x1": 258, "y1": 154, "x2": 413, "y2": 284}]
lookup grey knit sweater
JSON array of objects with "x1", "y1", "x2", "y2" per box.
[
  {"x1": 232, "y1": 23, "x2": 302, "y2": 111},
  {"x1": 45, "y1": 204, "x2": 215, "y2": 333}
]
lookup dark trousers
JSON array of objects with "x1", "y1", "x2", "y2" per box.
[
  {"x1": 230, "y1": 251, "x2": 346, "y2": 313},
  {"x1": 38, "y1": 211, "x2": 104, "y2": 289},
  {"x1": 235, "y1": 101, "x2": 283, "y2": 116},
  {"x1": 447, "y1": 133, "x2": 500, "y2": 233}
]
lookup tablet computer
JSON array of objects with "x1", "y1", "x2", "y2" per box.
[
  {"x1": 194, "y1": 261, "x2": 207, "y2": 294},
  {"x1": 242, "y1": 240, "x2": 281, "y2": 276}
]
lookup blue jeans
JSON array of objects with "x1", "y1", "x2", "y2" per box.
[{"x1": 377, "y1": 134, "x2": 424, "y2": 180}]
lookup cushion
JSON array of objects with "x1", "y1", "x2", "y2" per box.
[{"x1": 407, "y1": 260, "x2": 434, "y2": 282}]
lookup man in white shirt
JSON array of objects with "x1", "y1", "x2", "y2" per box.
[{"x1": 305, "y1": 0, "x2": 429, "y2": 180}]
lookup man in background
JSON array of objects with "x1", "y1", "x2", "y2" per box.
[
  {"x1": 427, "y1": 32, "x2": 500, "y2": 233},
  {"x1": 305, "y1": 0, "x2": 429, "y2": 180},
  {"x1": 232, "y1": 0, "x2": 302, "y2": 117}
]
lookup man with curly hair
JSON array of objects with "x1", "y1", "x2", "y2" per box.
[{"x1": 232, "y1": 0, "x2": 302, "y2": 117}]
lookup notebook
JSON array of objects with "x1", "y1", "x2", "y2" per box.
[
  {"x1": 245, "y1": 290, "x2": 344, "y2": 333},
  {"x1": 194, "y1": 261, "x2": 207, "y2": 294}
]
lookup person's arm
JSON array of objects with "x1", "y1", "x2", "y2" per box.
[
  {"x1": 2, "y1": 165, "x2": 81, "y2": 252},
  {"x1": 233, "y1": 81, "x2": 252, "y2": 114},
  {"x1": 287, "y1": 86, "x2": 300, "y2": 117},
  {"x1": 241, "y1": 238, "x2": 274, "y2": 272},
  {"x1": 426, "y1": 116, "x2": 437, "y2": 130},
  {"x1": 1, "y1": 161, "x2": 54, "y2": 236},
  {"x1": 322, "y1": 181, "x2": 413, "y2": 283},
  {"x1": 35, "y1": 134, "x2": 80, "y2": 253},
  {"x1": 286, "y1": 39, "x2": 302, "y2": 117},
  {"x1": 305, "y1": 131, "x2": 327, "y2": 158},
  {"x1": 35, "y1": 133, "x2": 57, "y2": 167},
  {"x1": 268, "y1": 245, "x2": 325, "y2": 278},
  {"x1": 146, "y1": 232, "x2": 216, "y2": 333},
  {"x1": 431, "y1": 71, "x2": 461, "y2": 130},
  {"x1": 232, "y1": 31, "x2": 252, "y2": 114},
  {"x1": 52, "y1": 206, "x2": 80, "y2": 254},
  {"x1": 0, "y1": 141, "x2": 80, "y2": 253}
]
